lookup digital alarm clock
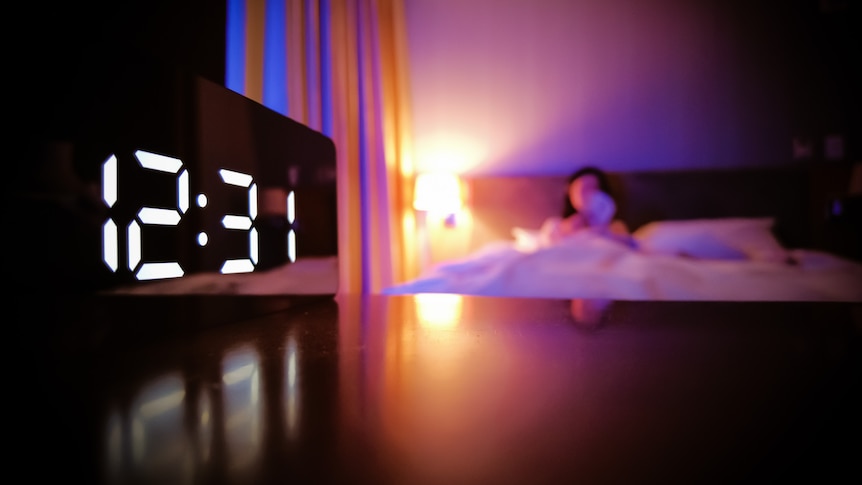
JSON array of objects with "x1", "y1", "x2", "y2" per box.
[{"x1": 8, "y1": 54, "x2": 337, "y2": 292}]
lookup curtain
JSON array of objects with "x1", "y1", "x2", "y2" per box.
[{"x1": 231, "y1": 0, "x2": 417, "y2": 294}]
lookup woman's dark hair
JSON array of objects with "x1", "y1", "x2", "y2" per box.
[{"x1": 561, "y1": 166, "x2": 614, "y2": 217}]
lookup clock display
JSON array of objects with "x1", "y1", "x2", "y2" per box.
[
  {"x1": 100, "y1": 149, "x2": 266, "y2": 281},
  {"x1": 9, "y1": 55, "x2": 337, "y2": 292}
]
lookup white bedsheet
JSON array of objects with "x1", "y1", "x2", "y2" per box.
[
  {"x1": 383, "y1": 232, "x2": 862, "y2": 301},
  {"x1": 105, "y1": 256, "x2": 339, "y2": 295}
]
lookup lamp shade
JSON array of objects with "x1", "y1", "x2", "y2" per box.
[{"x1": 413, "y1": 173, "x2": 462, "y2": 213}]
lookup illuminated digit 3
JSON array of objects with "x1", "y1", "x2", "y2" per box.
[{"x1": 219, "y1": 169, "x2": 258, "y2": 274}]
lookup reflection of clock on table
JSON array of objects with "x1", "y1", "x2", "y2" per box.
[{"x1": 9, "y1": 54, "x2": 337, "y2": 292}]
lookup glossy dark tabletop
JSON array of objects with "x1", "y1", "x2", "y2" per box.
[{"x1": 12, "y1": 294, "x2": 862, "y2": 484}]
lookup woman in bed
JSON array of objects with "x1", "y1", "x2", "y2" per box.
[{"x1": 539, "y1": 166, "x2": 636, "y2": 247}]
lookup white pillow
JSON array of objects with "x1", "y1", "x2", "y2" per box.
[{"x1": 632, "y1": 217, "x2": 789, "y2": 262}]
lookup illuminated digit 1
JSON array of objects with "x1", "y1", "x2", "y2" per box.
[
  {"x1": 287, "y1": 190, "x2": 296, "y2": 263},
  {"x1": 219, "y1": 169, "x2": 258, "y2": 274},
  {"x1": 131, "y1": 150, "x2": 189, "y2": 281},
  {"x1": 102, "y1": 154, "x2": 119, "y2": 272}
]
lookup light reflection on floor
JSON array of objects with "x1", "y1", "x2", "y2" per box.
[
  {"x1": 222, "y1": 345, "x2": 262, "y2": 476},
  {"x1": 97, "y1": 338, "x2": 292, "y2": 483},
  {"x1": 103, "y1": 373, "x2": 194, "y2": 484}
]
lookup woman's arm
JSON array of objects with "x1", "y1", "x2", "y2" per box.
[{"x1": 539, "y1": 214, "x2": 587, "y2": 245}]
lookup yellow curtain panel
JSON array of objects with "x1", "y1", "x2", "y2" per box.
[{"x1": 234, "y1": 0, "x2": 418, "y2": 293}]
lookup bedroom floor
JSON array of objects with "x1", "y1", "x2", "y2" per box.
[{"x1": 12, "y1": 294, "x2": 862, "y2": 484}]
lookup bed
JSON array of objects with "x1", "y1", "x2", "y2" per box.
[{"x1": 384, "y1": 165, "x2": 862, "y2": 301}]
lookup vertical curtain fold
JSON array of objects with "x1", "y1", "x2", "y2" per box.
[
  {"x1": 286, "y1": 0, "x2": 307, "y2": 122},
  {"x1": 234, "y1": 0, "x2": 416, "y2": 294},
  {"x1": 304, "y1": 1, "x2": 323, "y2": 131},
  {"x1": 244, "y1": 0, "x2": 266, "y2": 102},
  {"x1": 377, "y1": 0, "x2": 418, "y2": 285}
]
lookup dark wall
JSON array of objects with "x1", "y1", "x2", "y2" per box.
[
  {"x1": 783, "y1": 0, "x2": 861, "y2": 162},
  {"x1": 12, "y1": 0, "x2": 227, "y2": 152},
  {"x1": 18, "y1": 0, "x2": 226, "y2": 83},
  {"x1": 405, "y1": 0, "x2": 861, "y2": 174}
]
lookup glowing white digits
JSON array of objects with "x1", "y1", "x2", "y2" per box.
[
  {"x1": 287, "y1": 190, "x2": 296, "y2": 263},
  {"x1": 102, "y1": 155, "x2": 119, "y2": 272},
  {"x1": 218, "y1": 169, "x2": 258, "y2": 274},
  {"x1": 100, "y1": 150, "x2": 188, "y2": 280},
  {"x1": 100, "y1": 151, "x2": 261, "y2": 281},
  {"x1": 131, "y1": 150, "x2": 187, "y2": 280}
]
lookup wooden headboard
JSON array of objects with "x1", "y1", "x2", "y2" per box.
[{"x1": 463, "y1": 164, "x2": 858, "y2": 258}]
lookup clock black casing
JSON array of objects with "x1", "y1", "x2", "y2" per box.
[{"x1": 8, "y1": 54, "x2": 337, "y2": 292}]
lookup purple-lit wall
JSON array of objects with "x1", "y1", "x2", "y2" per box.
[{"x1": 405, "y1": 0, "x2": 855, "y2": 175}]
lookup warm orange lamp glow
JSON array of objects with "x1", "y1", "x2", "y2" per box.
[{"x1": 413, "y1": 173, "x2": 462, "y2": 214}]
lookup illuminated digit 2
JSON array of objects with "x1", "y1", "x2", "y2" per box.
[
  {"x1": 219, "y1": 169, "x2": 258, "y2": 274},
  {"x1": 132, "y1": 150, "x2": 188, "y2": 280}
]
